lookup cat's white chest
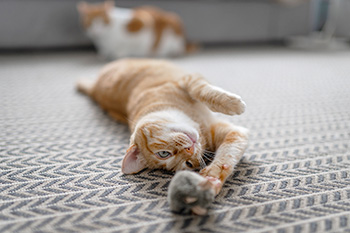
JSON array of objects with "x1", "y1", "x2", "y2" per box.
[{"x1": 87, "y1": 8, "x2": 154, "y2": 59}]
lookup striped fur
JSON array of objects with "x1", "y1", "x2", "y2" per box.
[{"x1": 77, "y1": 58, "x2": 248, "y2": 195}]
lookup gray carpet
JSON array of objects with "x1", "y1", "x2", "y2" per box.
[{"x1": 1, "y1": 47, "x2": 350, "y2": 233}]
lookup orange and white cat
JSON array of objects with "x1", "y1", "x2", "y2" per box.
[
  {"x1": 77, "y1": 59, "x2": 248, "y2": 195},
  {"x1": 77, "y1": 1, "x2": 195, "y2": 59}
]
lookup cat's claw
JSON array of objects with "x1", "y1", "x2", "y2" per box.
[
  {"x1": 200, "y1": 163, "x2": 229, "y2": 194},
  {"x1": 203, "y1": 176, "x2": 222, "y2": 195}
]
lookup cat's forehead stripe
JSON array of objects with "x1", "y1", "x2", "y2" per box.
[
  {"x1": 140, "y1": 129, "x2": 153, "y2": 154},
  {"x1": 149, "y1": 142, "x2": 167, "y2": 149}
]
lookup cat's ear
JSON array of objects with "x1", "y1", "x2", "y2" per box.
[
  {"x1": 77, "y1": 2, "x2": 88, "y2": 13},
  {"x1": 121, "y1": 145, "x2": 146, "y2": 174}
]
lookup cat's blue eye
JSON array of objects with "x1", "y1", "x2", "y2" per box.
[{"x1": 156, "y1": 151, "x2": 172, "y2": 159}]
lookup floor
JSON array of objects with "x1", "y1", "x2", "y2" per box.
[{"x1": 1, "y1": 46, "x2": 350, "y2": 232}]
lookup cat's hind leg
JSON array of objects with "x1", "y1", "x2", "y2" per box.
[
  {"x1": 199, "y1": 121, "x2": 249, "y2": 194},
  {"x1": 108, "y1": 111, "x2": 128, "y2": 124},
  {"x1": 179, "y1": 74, "x2": 246, "y2": 115}
]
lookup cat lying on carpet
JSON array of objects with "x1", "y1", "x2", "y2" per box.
[
  {"x1": 77, "y1": 59, "x2": 248, "y2": 215},
  {"x1": 77, "y1": 1, "x2": 196, "y2": 59}
]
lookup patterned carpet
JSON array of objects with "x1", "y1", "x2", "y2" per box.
[{"x1": 1, "y1": 47, "x2": 350, "y2": 232}]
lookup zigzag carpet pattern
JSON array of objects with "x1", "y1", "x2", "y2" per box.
[{"x1": 1, "y1": 48, "x2": 350, "y2": 232}]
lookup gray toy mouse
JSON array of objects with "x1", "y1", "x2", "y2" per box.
[{"x1": 168, "y1": 170, "x2": 218, "y2": 215}]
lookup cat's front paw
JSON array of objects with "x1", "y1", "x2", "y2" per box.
[
  {"x1": 204, "y1": 176, "x2": 222, "y2": 195},
  {"x1": 199, "y1": 164, "x2": 225, "y2": 194},
  {"x1": 222, "y1": 93, "x2": 246, "y2": 115},
  {"x1": 200, "y1": 163, "x2": 222, "y2": 180},
  {"x1": 208, "y1": 86, "x2": 246, "y2": 115}
]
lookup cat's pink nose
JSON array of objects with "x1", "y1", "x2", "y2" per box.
[{"x1": 185, "y1": 145, "x2": 195, "y2": 155}]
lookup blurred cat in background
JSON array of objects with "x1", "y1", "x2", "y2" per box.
[{"x1": 77, "y1": 1, "x2": 196, "y2": 59}]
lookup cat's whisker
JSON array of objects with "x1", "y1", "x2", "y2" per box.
[
  {"x1": 198, "y1": 156, "x2": 206, "y2": 169},
  {"x1": 203, "y1": 152, "x2": 212, "y2": 156},
  {"x1": 197, "y1": 156, "x2": 203, "y2": 167},
  {"x1": 203, "y1": 150, "x2": 215, "y2": 159},
  {"x1": 174, "y1": 158, "x2": 185, "y2": 171},
  {"x1": 203, "y1": 149, "x2": 214, "y2": 154},
  {"x1": 202, "y1": 153, "x2": 213, "y2": 162}
]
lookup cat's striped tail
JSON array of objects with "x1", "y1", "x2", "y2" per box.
[{"x1": 76, "y1": 78, "x2": 95, "y2": 96}]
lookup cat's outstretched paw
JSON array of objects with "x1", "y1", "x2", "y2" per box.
[
  {"x1": 199, "y1": 163, "x2": 232, "y2": 194},
  {"x1": 217, "y1": 90, "x2": 246, "y2": 116},
  {"x1": 207, "y1": 86, "x2": 246, "y2": 116},
  {"x1": 228, "y1": 95, "x2": 246, "y2": 115},
  {"x1": 168, "y1": 171, "x2": 215, "y2": 215},
  {"x1": 203, "y1": 176, "x2": 222, "y2": 195}
]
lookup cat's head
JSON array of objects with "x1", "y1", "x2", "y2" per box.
[
  {"x1": 121, "y1": 111, "x2": 204, "y2": 174},
  {"x1": 77, "y1": 1, "x2": 114, "y2": 29}
]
